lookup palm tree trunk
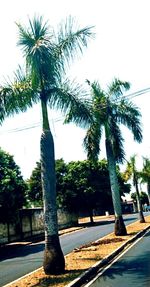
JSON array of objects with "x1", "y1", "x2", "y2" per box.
[
  {"x1": 89, "y1": 208, "x2": 94, "y2": 224},
  {"x1": 106, "y1": 139, "x2": 127, "y2": 236},
  {"x1": 41, "y1": 99, "x2": 65, "y2": 274},
  {"x1": 147, "y1": 182, "x2": 150, "y2": 206},
  {"x1": 135, "y1": 179, "x2": 145, "y2": 223}
]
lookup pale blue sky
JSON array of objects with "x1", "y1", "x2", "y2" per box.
[{"x1": 0, "y1": 0, "x2": 150, "y2": 179}]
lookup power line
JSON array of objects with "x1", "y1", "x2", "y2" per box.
[
  {"x1": 0, "y1": 86, "x2": 150, "y2": 135},
  {"x1": 0, "y1": 117, "x2": 64, "y2": 134},
  {"x1": 0, "y1": 122, "x2": 41, "y2": 134},
  {"x1": 124, "y1": 87, "x2": 150, "y2": 100}
]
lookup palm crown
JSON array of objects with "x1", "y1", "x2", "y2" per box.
[
  {"x1": 0, "y1": 16, "x2": 94, "y2": 126},
  {"x1": 16, "y1": 16, "x2": 94, "y2": 117},
  {"x1": 83, "y1": 79, "x2": 142, "y2": 163}
]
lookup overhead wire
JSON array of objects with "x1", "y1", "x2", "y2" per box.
[{"x1": 0, "y1": 86, "x2": 150, "y2": 134}]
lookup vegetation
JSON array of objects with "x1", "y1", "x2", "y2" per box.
[
  {"x1": 27, "y1": 159, "x2": 130, "y2": 223},
  {"x1": 124, "y1": 155, "x2": 145, "y2": 222},
  {"x1": 56, "y1": 159, "x2": 130, "y2": 221},
  {"x1": 0, "y1": 12, "x2": 145, "y2": 277},
  {"x1": 26, "y1": 162, "x2": 43, "y2": 207},
  {"x1": 140, "y1": 157, "x2": 150, "y2": 205},
  {"x1": 0, "y1": 16, "x2": 94, "y2": 274},
  {"x1": 0, "y1": 148, "x2": 26, "y2": 224},
  {"x1": 131, "y1": 191, "x2": 149, "y2": 206},
  {"x1": 66, "y1": 79, "x2": 143, "y2": 235}
]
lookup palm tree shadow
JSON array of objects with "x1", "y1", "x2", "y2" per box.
[
  {"x1": 94, "y1": 248, "x2": 150, "y2": 286},
  {"x1": 79, "y1": 216, "x2": 137, "y2": 228},
  {"x1": 79, "y1": 219, "x2": 114, "y2": 228},
  {"x1": 0, "y1": 242, "x2": 44, "y2": 261}
]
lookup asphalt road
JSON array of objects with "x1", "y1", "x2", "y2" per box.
[
  {"x1": 88, "y1": 229, "x2": 150, "y2": 287},
  {"x1": 0, "y1": 213, "x2": 148, "y2": 287}
]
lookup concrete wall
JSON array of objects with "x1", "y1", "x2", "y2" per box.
[{"x1": 0, "y1": 208, "x2": 78, "y2": 245}]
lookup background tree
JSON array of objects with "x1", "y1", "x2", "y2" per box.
[
  {"x1": 26, "y1": 162, "x2": 42, "y2": 207},
  {"x1": 26, "y1": 159, "x2": 67, "y2": 208},
  {"x1": 140, "y1": 157, "x2": 150, "y2": 205},
  {"x1": 74, "y1": 79, "x2": 143, "y2": 235},
  {"x1": 124, "y1": 155, "x2": 145, "y2": 222},
  {"x1": 59, "y1": 159, "x2": 130, "y2": 221},
  {"x1": 0, "y1": 148, "x2": 26, "y2": 224},
  {"x1": 131, "y1": 191, "x2": 149, "y2": 206},
  {"x1": 27, "y1": 159, "x2": 130, "y2": 222},
  {"x1": 1, "y1": 15, "x2": 94, "y2": 274}
]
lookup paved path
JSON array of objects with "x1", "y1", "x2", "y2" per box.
[
  {"x1": 88, "y1": 229, "x2": 150, "y2": 287},
  {"x1": 0, "y1": 213, "x2": 148, "y2": 287}
]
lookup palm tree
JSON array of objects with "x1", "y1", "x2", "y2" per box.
[
  {"x1": 140, "y1": 157, "x2": 150, "y2": 205},
  {"x1": 124, "y1": 155, "x2": 145, "y2": 222},
  {"x1": 0, "y1": 16, "x2": 94, "y2": 274},
  {"x1": 68, "y1": 79, "x2": 143, "y2": 235}
]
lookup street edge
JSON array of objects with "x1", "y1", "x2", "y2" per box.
[{"x1": 66, "y1": 225, "x2": 150, "y2": 287}]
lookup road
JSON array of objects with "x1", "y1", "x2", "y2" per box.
[
  {"x1": 0, "y1": 213, "x2": 147, "y2": 287},
  {"x1": 87, "y1": 229, "x2": 150, "y2": 287}
]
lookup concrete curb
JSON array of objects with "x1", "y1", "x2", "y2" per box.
[{"x1": 66, "y1": 225, "x2": 150, "y2": 287}]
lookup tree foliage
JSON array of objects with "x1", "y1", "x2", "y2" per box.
[
  {"x1": 26, "y1": 162, "x2": 42, "y2": 207},
  {"x1": 124, "y1": 155, "x2": 145, "y2": 222},
  {"x1": 140, "y1": 157, "x2": 150, "y2": 204},
  {"x1": 27, "y1": 158, "x2": 130, "y2": 216},
  {"x1": 0, "y1": 148, "x2": 26, "y2": 223}
]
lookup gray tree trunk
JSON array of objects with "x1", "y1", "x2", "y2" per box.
[
  {"x1": 135, "y1": 179, "x2": 145, "y2": 223},
  {"x1": 147, "y1": 183, "x2": 150, "y2": 206},
  {"x1": 41, "y1": 130, "x2": 65, "y2": 274},
  {"x1": 40, "y1": 98, "x2": 65, "y2": 274},
  {"x1": 106, "y1": 139, "x2": 127, "y2": 235}
]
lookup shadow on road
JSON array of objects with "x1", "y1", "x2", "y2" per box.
[
  {"x1": 79, "y1": 216, "x2": 136, "y2": 228},
  {"x1": 91, "y1": 233, "x2": 150, "y2": 287},
  {"x1": 0, "y1": 214, "x2": 138, "y2": 262},
  {"x1": 0, "y1": 242, "x2": 44, "y2": 261}
]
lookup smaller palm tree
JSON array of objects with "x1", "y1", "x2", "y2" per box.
[
  {"x1": 140, "y1": 157, "x2": 150, "y2": 205},
  {"x1": 67, "y1": 78, "x2": 143, "y2": 235},
  {"x1": 124, "y1": 155, "x2": 145, "y2": 223}
]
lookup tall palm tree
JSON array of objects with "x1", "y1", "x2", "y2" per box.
[
  {"x1": 67, "y1": 79, "x2": 143, "y2": 235},
  {"x1": 124, "y1": 155, "x2": 145, "y2": 222},
  {"x1": 0, "y1": 16, "x2": 94, "y2": 274},
  {"x1": 140, "y1": 157, "x2": 150, "y2": 205}
]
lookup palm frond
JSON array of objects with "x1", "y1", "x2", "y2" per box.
[
  {"x1": 48, "y1": 79, "x2": 92, "y2": 128},
  {"x1": 84, "y1": 122, "x2": 102, "y2": 162},
  {"x1": 115, "y1": 99, "x2": 143, "y2": 143},
  {"x1": 54, "y1": 16, "x2": 94, "y2": 69},
  {"x1": 17, "y1": 16, "x2": 57, "y2": 89},
  {"x1": 90, "y1": 81, "x2": 105, "y2": 101},
  {"x1": 108, "y1": 117, "x2": 125, "y2": 163},
  {"x1": 141, "y1": 157, "x2": 150, "y2": 183},
  {"x1": 108, "y1": 78, "x2": 130, "y2": 100},
  {"x1": 0, "y1": 67, "x2": 38, "y2": 120}
]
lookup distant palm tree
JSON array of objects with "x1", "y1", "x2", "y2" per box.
[
  {"x1": 0, "y1": 16, "x2": 94, "y2": 274},
  {"x1": 68, "y1": 79, "x2": 143, "y2": 235},
  {"x1": 124, "y1": 155, "x2": 145, "y2": 222},
  {"x1": 140, "y1": 157, "x2": 150, "y2": 205}
]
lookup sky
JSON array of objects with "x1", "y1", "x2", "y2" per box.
[{"x1": 0, "y1": 0, "x2": 150, "y2": 180}]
